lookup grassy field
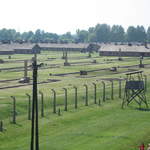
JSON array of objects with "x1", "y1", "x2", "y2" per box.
[{"x1": 0, "y1": 51, "x2": 150, "y2": 150}]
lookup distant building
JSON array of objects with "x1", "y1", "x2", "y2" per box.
[
  {"x1": 39, "y1": 43, "x2": 89, "y2": 51},
  {"x1": 14, "y1": 44, "x2": 41, "y2": 54},
  {"x1": 0, "y1": 44, "x2": 41, "y2": 55},
  {"x1": 0, "y1": 50, "x2": 14, "y2": 55},
  {"x1": 100, "y1": 44, "x2": 150, "y2": 57},
  {"x1": 0, "y1": 43, "x2": 150, "y2": 57},
  {"x1": 39, "y1": 43, "x2": 100, "y2": 52},
  {"x1": 0, "y1": 44, "x2": 14, "y2": 55}
]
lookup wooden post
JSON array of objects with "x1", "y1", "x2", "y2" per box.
[
  {"x1": 39, "y1": 91, "x2": 44, "y2": 117},
  {"x1": 84, "y1": 84, "x2": 88, "y2": 106},
  {"x1": 63, "y1": 51, "x2": 65, "y2": 58},
  {"x1": 26, "y1": 93, "x2": 31, "y2": 120},
  {"x1": 92, "y1": 83, "x2": 97, "y2": 104},
  {"x1": 11, "y1": 96, "x2": 16, "y2": 124},
  {"x1": 102, "y1": 81, "x2": 105, "y2": 102},
  {"x1": 51, "y1": 89, "x2": 56, "y2": 113},
  {"x1": 24, "y1": 60, "x2": 28, "y2": 78},
  {"x1": 110, "y1": 80, "x2": 114, "y2": 100},
  {"x1": 65, "y1": 51, "x2": 67, "y2": 61},
  {"x1": 30, "y1": 54, "x2": 39, "y2": 150},
  {"x1": 58, "y1": 108, "x2": 61, "y2": 116},
  {"x1": 0, "y1": 121, "x2": 3, "y2": 132},
  {"x1": 88, "y1": 52, "x2": 91, "y2": 58},
  {"x1": 62, "y1": 51, "x2": 65, "y2": 59},
  {"x1": 63, "y1": 88, "x2": 68, "y2": 111},
  {"x1": 144, "y1": 75, "x2": 147, "y2": 92},
  {"x1": 119, "y1": 79, "x2": 122, "y2": 98},
  {"x1": 73, "y1": 86, "x2": 78, "y2": 109},
  {"x1": 98, "y1": 99, "x2": 101, "y2": 106}
]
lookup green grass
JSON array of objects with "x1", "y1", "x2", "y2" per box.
[{"x1": 0, "y1": 51, "x2": 150, "y2": 150}]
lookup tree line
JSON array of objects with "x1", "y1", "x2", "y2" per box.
[{"x1": 0, "y1": 24, "x2": 150, "y2": 44}]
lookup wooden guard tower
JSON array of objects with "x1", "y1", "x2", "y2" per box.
[{"x1": 122, "y1": 71, "x2": 148, "y2": 108}]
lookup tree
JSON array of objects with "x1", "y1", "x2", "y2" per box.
[
  {"x1": 95, "y1": 24, "x2": 111, "y2": 43},
  {"x1": 136, "y1": 26, "x2": 146, "y2": 42},
  {"x1": 88, "y1": 27, "x2": 96, "y2": 42},
  {"x1": 76, "y1": 29, "x2": 89, "y2": 43},
  {"x1": 33, "y1": 29, "x2": 44, "y2": 43},
  {"x1": 88, "y1": 27, "x2": 95, "y2": 34},
  {"x1": 127, "y1": 26, "x2": 146, "y2": 42},
  {"x1": 88, "y1": 33, "x2": 97, "y2": 42},
  {"x1": 0, "y1": 28, "x2": 13, "y2": 43},
  {"x1": 127, "y1": 26, "x2": 137, "y2": 42},
  {"x1": 110, "y1": 25, "x2": 125, "y2": 42},
  {"x1": 0, "y1": 24, "x2": 149, "y2": 44},
  {"x1": 59, "y1": 32, "x2": 74, "y2": 43},
  {"x1": 147, "y1": 26, "x2": 150, "y2": 42},
  {"x1": 14, "y1": 32, "x2": 22, "y2": 42}
]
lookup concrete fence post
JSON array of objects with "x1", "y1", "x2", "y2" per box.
[
  {"x1": 73, "y1": 86, "x2": 78, "y2": 109},
  {"x1": 24, "y1": 60, "x2": 28, "y2": 78},
  {"x1": 119, "y1": 79, "x2": 122, "y2": 98},
  {"x1": 84, "y1": 84, "x2": 88, "y2": 106},
  {"x1": 92, "y1": 83, "x2": 97, "y2": 104},
  {"x1": 110, "y1": 80, "x2": 114, "y2": 100},
  {"x1": 102, "y1": 81, "x2": 105, "y2": 102},
  {"x1": 11, "y1": 96, "x2": 16, "y2": 124},
  {"x1": 63, "y1": 88, "x2": 68, "y2": 111},
  {"x1": 0, "y1": 121, "x2": 3, "y2": 132},
  {"x1": 62, "y1": 51, "x2": 65, "y2": 59},
  {"x1": 26, "y1": 93, "x2": 31, "y2": 120},
  {"x1": 99, "y1": 51, "x2": 101, "y2": 56},
  {"x1": 144, "y1": 75, "x2": 147, "y2": 92},
  {"x1": 98, "y1": 99, "x2": 101, "y2": 106},
  {"x1": 39, "y1": 91, "x2": 44, "y2": 117},
  {"x1": 51, "y1": 89, "x2": 56, "y2": 113},
  {"x1": 58, "y1": 108, "x2": 61, "y2": 116}
]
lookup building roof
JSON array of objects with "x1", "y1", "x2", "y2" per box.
[
  {"x1": 0, "y1": 43, "x2": 35, "y2": 51},
  {"x1": 0, "y1": 43, "x2": 150, "y2": 53},
  {"x1": 39, "y1": 43, "x2": 89, "y2": 49},
  {"x1": 0, "y1": 43, "x2": 89, "y2": 52},
  {"x1": 100, "y1": 44, "x2": 150, "y2": 52}
]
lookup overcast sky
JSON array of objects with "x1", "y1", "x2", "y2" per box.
[{"x1": 0, "y1": 0, "x2": 149, "y2": 34}]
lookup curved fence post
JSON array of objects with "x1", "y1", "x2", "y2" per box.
[
  {"x1": 10, "y1": 96, "x2": 16, "y2": 124},
  {"x1": 110, "y1": 80, "x2": 114, "y2": 100},
  {"x1": 144, "y1": 75, "x2": 147, "y2": 92},
  {"x1": 84, "y1": 84, "x2": 88, "y2": 106},
  {"x1": 101, "y1": 81, "x2": 105, "y2": 102},
  {"x1": 92, "y1": 83, "x2": 97, "y2": 104},
  {"x1": 26, "y1": 93, "x2": 31, "y2": 120},
  {"x1": 39, "y1": 91, "x2": 44, "y2": 117},
  {"x1": 51, "y1": 89, "x2": 56, "y2": 113},
  {"x1": 0, "y1": 121, "x2": 3, "y2": 132},
  {"x1": 119, "y1": 78, "x2": 122, "y2": 98},
  {"x1": 73, "y1": 86, "x2": 78, "y2": 109},
  {"x1": 62, "y1": 51, "x2": 65, "y2": 59},
  {"x1": 58, "y1": 108, "x2": 61, "y2": 116},
  {"x1": 98, "y1": 98, "x2": 101, "y2": 106},
  {"x1": 63, "y1": 88, "x2": 68, "y2": 111}
]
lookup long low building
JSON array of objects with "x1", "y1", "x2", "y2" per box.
[
  {"x1": 0, "y1": 50, "x2": 14, "y2": 55},
  {"x1": 14, "y1": 44, "x2": 41, "y2": 54},
  {"x1": 100, "y1": 44, "x2": 150, "y2": 57},
  {"x1": 39, "y1": 43, "x2": 89, "y2": 51},
  {"x1": 0, "y1": 44, "x2": 41, "y2": 55},
  {"x1": 0, "y1": 43, "x2": 150, "y2": 57},
  {"x1": 0, "y1": 43, "x2": 99, "y2": 54}
]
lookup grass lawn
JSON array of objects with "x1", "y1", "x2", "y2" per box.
[{"x1": 0, "y1": 51, "x2": 150, "y2": 150}]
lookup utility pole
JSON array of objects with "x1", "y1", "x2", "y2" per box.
[{"x1": 30, "y1": 53, "x2": 39, "y2": 150}]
